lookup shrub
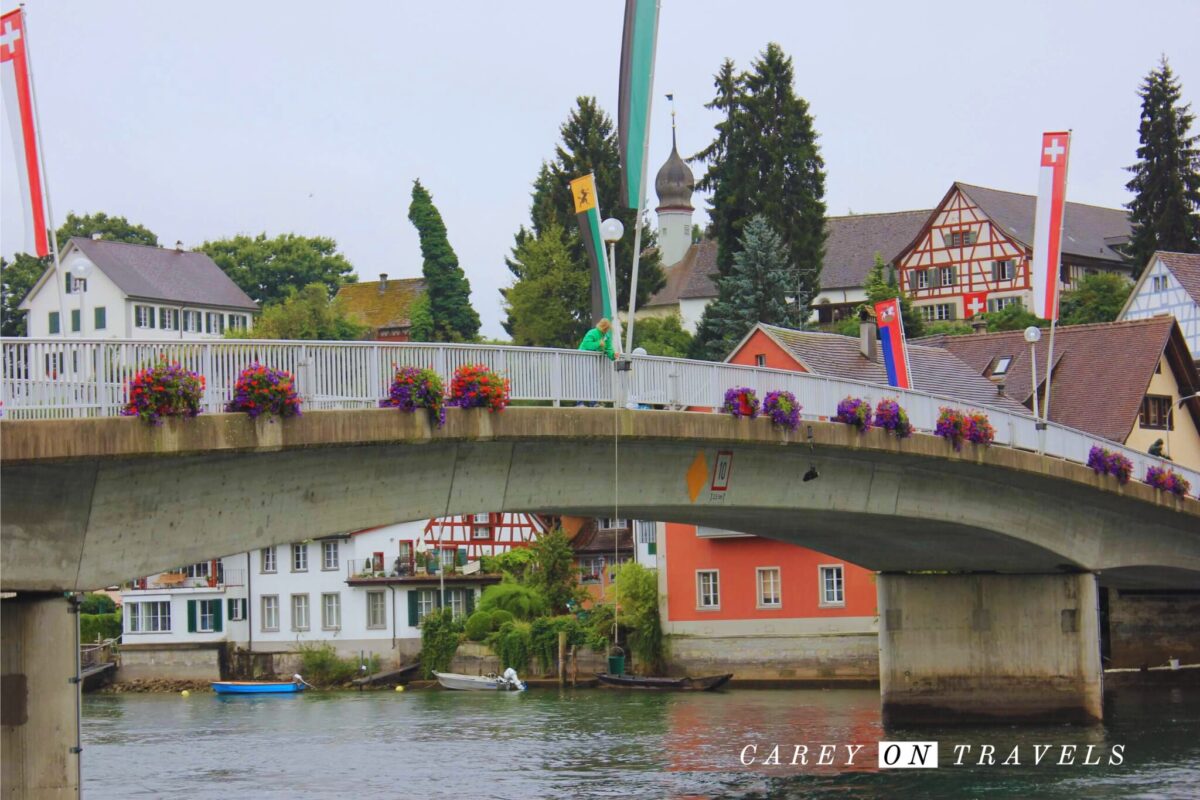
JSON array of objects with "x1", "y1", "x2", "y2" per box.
[
  {"x1": 419, "y1": 608, "x2": 464, "y2": 678},
  {"x1": 1145, "y1": 465, "x2": 1192, "y2": 497},
  {"x1": 479, "y1": 548, "x2": 536, "y2": 582},
  {"x1": 487, "y1": 620, "x2": 532, "y2": 672},
  {"x1": 835, "y1": 396, "x2": 872, "y2": 432},
  {"x1": 489, "y1": 609, "x2": 515, "y2": 628},
  {"x1": 80, "y1": 612, "x2": 121, "y2": 643},
  {"x1": 966, "y1": 411, "x2": 994, "y2": 446},
  {"x1": 225, "y1": 363, "x2": 302, "y2": 419},
  {"x1": 721, "y1": 386, "x2": 760, "y2": 419},
  {"x1": 529, "y1": 615, "x2": 601, "y2": 674},
  {"x1": 763, "y1": 390, "x2": 800, "y2": 430},
  {"x1": 380, "y1": 365, "x2": 445, "y2": 427},
  {"x1": 478, "y1": 583, "x2": 547, "y2": 621},
  {"x1": 447, "y1": 363, "x2": 510, "y2": 411},
  {"x1": 298, "y1": 642, "x2": 377, "y2": 686},
  {"x1": 1087, "y1": 446, "x2": 1133, "y2": 484},
  {"x1": 465, "y1": 610, "x2": 493, "y2": 642},
  {"x1": 610, "y1": 562, "x2": 666, "y2": 674},
  {"x1": 121, "y1": 358, "x2": 205, "y2": 424},
  {"x1": 874, "y1": 399, "x2": 912, "y2": 438},
  {"x1": 79, "y1": 593, "x2": 116, "y2": 615}
]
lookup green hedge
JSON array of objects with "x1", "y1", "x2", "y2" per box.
[{"x1": 80, "y1": 612, "x2": 121, "y2": 643}]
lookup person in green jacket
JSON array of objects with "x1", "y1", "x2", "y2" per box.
[{"x1": 578, "y1": 318, "x2": 615, "y2": 361}]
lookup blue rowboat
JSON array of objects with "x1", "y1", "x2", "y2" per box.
[{"x1": 211, "y1": 679, "x2": 305, "y2": 695}]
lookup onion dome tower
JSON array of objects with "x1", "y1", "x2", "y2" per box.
[{"x1": 654, "y1": 103, "x2": 695, "y2": 267}]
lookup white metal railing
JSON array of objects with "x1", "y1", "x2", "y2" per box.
[{"x1": 2, "y1": 337, "x2": 1196, "y2": 493}]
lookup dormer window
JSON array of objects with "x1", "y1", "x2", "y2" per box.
[{"x1": 988, "y1": 356, "x2": 1013, "y2": 378}]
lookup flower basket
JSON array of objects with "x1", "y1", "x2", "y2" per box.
[
  {"x1": 934, "y1": 407, "x2": 969, "y2": 451},
  {"x1": 966, "y1": 412, "x2": 995, "y2": 446},
  {"x1": 1145, "y1": 465, "x2": 1191, "y2": 497},
  {"x1": 722, "y1": 387, "x2": 760, "y2": 419},
  {"x1": 225, "y1": 363, "x2": 302, "y2": 420},
  {"x1": 121, "y1": 358, "x2": 205, "y2": 425},
  {"x1": 874, "y1": 399, "x2": 913, "y2": 438},
  {"x1": 380, "y1": 365, "x2": 446, "y2": 427},
  {"x1": 834, "y1": 396, "x2": 872, "y2": 433},
  {"x1": 763, "y1": 390, "x2": 800, "y2": 431},
  {"x1": 1087, "y1": 446, "x2": 1133, "y2": 485},
  {"x1": 447, "y1": 363, "x2": 510, "y2": 411}
]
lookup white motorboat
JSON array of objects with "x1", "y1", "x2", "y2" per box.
[{"x1": 433, "y1": 668, "x2": 526, "y2": 691}]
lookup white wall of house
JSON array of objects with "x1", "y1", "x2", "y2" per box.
[
  {"x1": 678, "y1": 297, "x2": 712, "y2": 335},
  {"x1": 1121, "y1": 256, "x2": 1200, "y2": 357}
]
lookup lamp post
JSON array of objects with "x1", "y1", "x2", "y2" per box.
[
  {"x1": 1024, "y1": 326, "x2": 1042, "y2": 424},
  {"x1": 66, "y1": 252, "x2": 92, "y2": 342},
  {"x1": 600, "y1": 217, "x2": 625, "y2": 353}
]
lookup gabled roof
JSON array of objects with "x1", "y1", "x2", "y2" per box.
[
  {"x1": 821, "y1": 210, "x2": 933, "y2": 289},
  {"x1": 1159, "y1": 252, "x2": 1200, "y2": 304},
  {"x1": 745, "y1": 324, "x2": 1031, "y2": 414},
  {"x1": 645, "y1": 239, "x2": 718, "y2": 306},
  {"x1": 63, "y1": 237, "x2": 258, "y2": 310},
  {"x1": 569, "y1": 520, "x2": 634, "y2": 555},
  {"x1": 927, "y1": 317, "x2": 1200, "y2": 442},
  {"x1": 955, "y1": 183, "x2": 1131, "y2": 264},
  {"x1": 335, "y1": 277, "x2": 425, "y2": 331}
]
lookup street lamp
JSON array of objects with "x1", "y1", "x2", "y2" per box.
[
  {"x1": 1024, "y1": 326, "x2": 1043, "y2": 425},
  {"x1": 599, "y1": 217, "x2": 628, "y2": 370},
  {"x1": 66, "y1": 252, "x2": 92, "y2": 339}
]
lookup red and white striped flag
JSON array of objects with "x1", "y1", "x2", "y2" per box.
[
  {"x1": 1, "y1": 8, "x2": 49, "y2": 257},
  {"x1": 1030, "y1": 131, "x2": 1070, "y2": 321}
]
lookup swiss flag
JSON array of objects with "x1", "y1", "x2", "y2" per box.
[
  {"x1": 1, "y1": 8, "x2": 49, "y2": 257},
  {"x1": 1031, "y1": 132, "x2": 1071, "y2": 321},
  {"x1": 963, "y1": 291, "x2": 988, "y2": 318}
]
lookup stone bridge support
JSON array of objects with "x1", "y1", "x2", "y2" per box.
[
  {"x1": 877, "y1": 572, "x2": 1102, "y2": 724},
  {"x1": 1, "y1": 593, "x2": 81, "y2": 800}
]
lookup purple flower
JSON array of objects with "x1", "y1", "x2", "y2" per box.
[
  {"x1": 225, "y1": 363, "x2": 302, "y2": 420},
  {"x1": 874, "y1": 399, "x2": 912, "y2": 438},
  {"x1": 763, "y1": 390, "x2": 800, "y2": 430},
  {"x1": 835, "y1": 396, "x2": 872, "y2": 432},
  {"x1": 1146, "y1": 465, "x2": 1191, "y2": 497},
  {"x1": 722, "y1": 387, "x2": 760, "y2": 419},
  {"x1": 1088, "y1": 446, "x2": 1132, "y2": 484},
  {"x1": 380, "y1": 366, "x2": 446, "y2": 427}
]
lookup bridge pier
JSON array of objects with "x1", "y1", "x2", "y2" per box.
[
  {"x1": 877, "y1": 572, "x2": 1102, "y2": 725},
  {"x1": 1, "y1": 593, "x2": 81, "y2": 800}
]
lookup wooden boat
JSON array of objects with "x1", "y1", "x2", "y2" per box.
[
  {"x1": 595, "y1": 672, "x2": 733, "y2": 691},
  {"x1": 211, "y1": 676, "x2": 306, "y2": 695},
  {"x1": 433, "y1": 669, "x2": 525, "y2": 691}
]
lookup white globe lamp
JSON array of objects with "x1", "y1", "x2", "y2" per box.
[{"x1": 600, "y1": 218, "x2": 624, "y2": 243}]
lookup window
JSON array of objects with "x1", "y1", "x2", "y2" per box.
[
  {"x1": 291, "y1": 594, "x2": 310, "y2": 631},
  {"x1": 228, "y1": 314, "x2": 247, "y2": 331},
  {"x1": 183, "y1": 310, "x2": 201, "y2": 333},
  {"x1": 321, "y1": 593, "x2": 341, "y2": 630},
  {"x1": 938, "y1": 266, "x2": 957, "y2": 287},
  {"x1": 71, "y1": 309, "x2": 81, "y2": 332},
  {"x1": 989, "y1": 356, "x2": 1013, "y2": 378},
  {"x1": 579, "y1": 556, "x2": 605, "y2": 584},
  {"x1": 322, "y1": 540, "x2": 339, "y2": 570},
  {"x1": 1139, "y1": 395, "x2": 1173, "y2": 430},
  {"x1": 599, "y1": 518, "x2": 628, "y2": 530},
  {"x1": 987, "y1": 296, "x2": 1022, "y2": 313},
  {"x1": 1152, "y1": 275, "x2": 1168, "y2": 292},
  {"x1": 446, "y1": 588, "x2": 467, "y2": 619},
  {"x1": 127, "y1": 601, "x2": 171, "y2": 633},
  {"x1": 94, "y1": 307, "x2": 106, "y2": 330},
  {"x1": 292, "y1": 543, "x2": 308, "y2": 572},
  {"x1": 416, "y1": 589, "x2": 437, "y2": 624},
  {"x1": 757, "y1": 567, "x2": 782, "y2": 608},
  {"x1": 134, "y1": 305, "x2": 155, "y2": 328},
  {"x1": 367, "y1": 591, "x2": 387, "y2": 629},
  {"x1": 261, "y1": 547, "x2": 276, "y2": 573},
  {"x1": 992, "y1": 260, "x2": 1015, "y2": 281},
  {"x1": 227, "y1": 598, "x2": 247, "y2": 621},
  {"x1": 915, "y1": 270, "x2": 929, "y2": 290},
  {"x1": 49, "y1": 311, "x2": 60, "y2": 334},
  {"x1": 261, "y1": 595, "x2": 279, "y2": 631},
  {"x1": 206, "y1": 312, "x2": 224, "y2": 334},
  {"x1": 697, "y1": 570, "x2": 720, "y2": 609},
  {"x1": 196, "y1": 599, "x2": 220, "y2": 633},
  {"x1": 65, "y1": 271, "x2": 73, "y2": 294},
  {"x1": 944, "y1": 230, "x2": 977, "y2": 248},
  {"x1": 919, "y1": 304, "x2": 954, "y2": 322},
  {"x1": 439, "y1": 548, "x2": 456, "y2": 569},
  {"x1": 819, "y1": 565, "x2": 845, "y2": 607},
  {"x1": 755, "y1": 354, "x2": 767, "y2": 367},
  {"x1": 472, "y1": 513, "x2": 491, "y2": 539},
  {"x1": 160, "y1": 308, "x2": 179, "y2": 331}
]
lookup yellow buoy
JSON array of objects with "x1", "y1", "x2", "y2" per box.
[
  {"x1": 395, "y1": 685, "x2": 405, "y2": 692},
  {"x1": 180, "y1": 690, "x2": 190, "y2": 698}
]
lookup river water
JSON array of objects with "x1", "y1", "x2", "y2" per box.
[{"x1": 82, "y1": 685, "x2": 1199, "y2": 799}]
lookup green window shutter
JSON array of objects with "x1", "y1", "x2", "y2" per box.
[
  {"x1": 941, "y1": 232, "x2": 952, "y2": 247},
  {"x1": 947, "y1": 304, "x2": 957, "y2": 320},
  {"x1": 212, "y1": 602, "x2": 223, "y2": 633},
  {"x1": 49, "y1": 312, "x2": 60, "y2": 334},
  {"x1": 227, "y1": 598, "x2": 235, "y2": 619},
  {"x1": 65, "y1": 272, "x2": 73, "y2": 293},
  {"x1": 949, "y1": 266, "x2": 958, "y2": 284},
  {"x1": 187, "y1": 600, "x2": 197, "y2": 633},
  {"x1": 930, "y1": 268, "x2": 940, "y2": 288},
  {"x1": 94, "y1": 307, "x2": 106, "y2": 329},
  {"x1": 648, "y1": 541, "x2": 657, "y2": 556},
  {"x1": 407, "y1": 591, "x2": 418, "y2": 626},
  {"x1": 71, "y1": 309, "x2": 81, "y2": 332},
  {"x1": 991, "y1": 262, "x2": 999, "y2": 281},
  {"x1": 465, "y1": 589, "x2": 475, "y2": 615}
]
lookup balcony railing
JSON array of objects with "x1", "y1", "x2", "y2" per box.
[
  {"x1": 128, "y1": 569, "x2": 245, "y2": 591},
  {"x1": 3, "y1": 337, "x2": 1196, "y2": 495}
]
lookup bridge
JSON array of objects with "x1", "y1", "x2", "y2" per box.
[{"x1": 3, "y1": 338, "x2": 1199, "y2": 797}]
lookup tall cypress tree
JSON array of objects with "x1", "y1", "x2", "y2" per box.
[
  {"x1": 691, "y1": 43, "x2": 827, "y2": 357},
  {"x1": 1125, "y1": 57, "x2": 1200, "y2": 272},
  {"x1": 502, "y1": 97, "x2": 665, "y2": 339},
  {"x1": 408, "y1": 180, "x2": 480, "y2": 342},
  {"x1": 689, "y1": 215, "x2": 798, "y2": 360}
]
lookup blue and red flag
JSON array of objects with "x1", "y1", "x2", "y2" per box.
[{"x1": 874, "y1": 298, "x2": 912, "y2": 390}]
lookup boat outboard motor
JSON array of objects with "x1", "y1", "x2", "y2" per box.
[{"x1": 502, "y1": 667, "x2": 526, "y2": 691}]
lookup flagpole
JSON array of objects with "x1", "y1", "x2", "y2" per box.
[
  {"x1": 19, "y1": 6, "x2": 68, "y2": 334},
  {"x1": 623, "y1": 0, "x2": 661, "y2": 356},
  {"x1": 1041, "y1": 129, "x2": 1072, "y2": 424}
]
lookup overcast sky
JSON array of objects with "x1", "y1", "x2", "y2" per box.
[{"x1": 3, "y1": 0, "x2": 1198, "y2": 337}]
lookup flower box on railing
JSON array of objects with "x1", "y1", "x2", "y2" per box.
[{"x1": 722, "y1": 387, "x2": 760, "y2": 419}]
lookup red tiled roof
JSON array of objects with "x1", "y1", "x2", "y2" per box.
[{"x1": 1157, "y1": 251, "x2": 1200, "y2": 305}]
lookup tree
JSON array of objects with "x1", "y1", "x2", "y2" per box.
[
  {"x1": 862, "y1": 253, "x2": 924, "y2": 339},
  {"x1": 199, "y1": 233, "x2": 356, "y2": 306},
  {"x1": 408, "y1": 180, "x2": 480, "y2": 342},
  {"x1": 981, "y1": 303, "x2": 1047, "y2": 332},
  {"x1": 503, "y1": 223, "x2": 590, "y2": 347},
  {"x1": 1058, "y1": 272, "x2": 1132, "y2": 326},
  {"x1": 503, "y1": 97, "x2": 665, "y2": 335},
  {"x1": 691, "y1": 44, "x2": 827, "y2": 356},
  {"x1": 526, "y1": 528, "x2": 583, "y2": 615},
  {"x1": 1, "y1": 253, "x2": 47, "y2": 336},
  {"x1": 923, "y1": 321, "x2": 974, "y2": 337},
  {"x1": 688, "y1": 215, "x2": 798, "y2": 360},
  {"x1": 1125, "y1": 57, "x2": 1200, "y2": 273},
  {"x1": 632, "y1": 313, "x2": 693, "y2": 357},
  {"x1": 226, "y1": 283, "x2": 367, "y2": 340},
  {"x1": 407, "y1": 294, "x2": 434, "y2": 342},
  {"x1": 56, "y1": 211, "x2": 158, "y2": 248}
]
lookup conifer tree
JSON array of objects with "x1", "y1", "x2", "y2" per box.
[
  {"x1": 408, "y1": 180, "x2": 480, "y2": 342},
  {"x1": 688, "y1": 216, "x2": 798, "y2": 360},
  {"x1": 1125, "y1": 57, "x2": 1200, "y2": 272},
  {"x1": 862, "y1": 254, "x2": 924, "y2": 339}
]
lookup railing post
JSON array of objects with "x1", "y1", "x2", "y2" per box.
[
  {"x1": 552, "y1": 352, "x2": 562, "y2": 406},
  {"x1": 202, "y1": 343, "x2": 216, "y2": 413}
]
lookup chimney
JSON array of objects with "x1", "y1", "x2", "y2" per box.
[
  {"x1": 971, "y1": 317, "x2": 988, "y2": 334},
  {"x1": 174, "y1": 240, "x2": 183, "y2": 253},
  {"x1": 91, "y1": 232, "x2": 102, "y2": 240},
  {"x1": 379, "y1": 273, "x2": 388, "y2": 292},
  {"x1": 859, "y1": 319, "x2": 877, "y2": 362}
]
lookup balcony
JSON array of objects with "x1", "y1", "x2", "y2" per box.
[{"x1": 128, "y1": 568, "x2": 245, "y2": 592}]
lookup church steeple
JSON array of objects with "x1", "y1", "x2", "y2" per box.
[{"x1": 654, "y1": 95, "x2": 695, "y2": 266}]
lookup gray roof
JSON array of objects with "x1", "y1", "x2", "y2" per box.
[
  {"x1": 956, "y1": 183, "x2": 1131, "y2": 264},
  {"x1": 821, "y1": 210, "x2": 933, "y2": 289},
  {"x1": 754, "y1": 324, "x2": 1032, "y2": 413},
  {"x1": 645, "y1": 239, "x2": 719, "y2": 306},
  {"x1": 68, "y1": 237, "x2": 259, "y2": 310}
]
